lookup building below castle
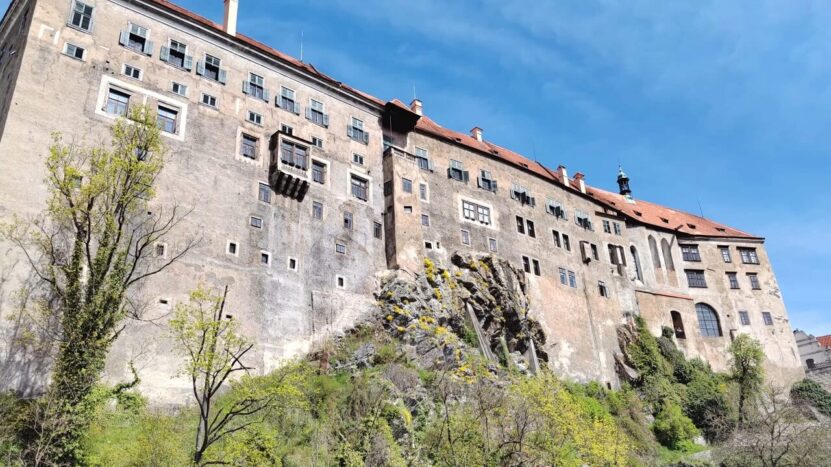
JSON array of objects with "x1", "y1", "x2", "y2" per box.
[
  {"x1": 0, "y1": 0, "x2": 804, "y2": 403},
  {"x1": 794, "y1": 330, "x2": 831, "y2": 391}
]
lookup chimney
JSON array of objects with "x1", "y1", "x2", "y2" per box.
[
  {"x1": 409, "y1": 99, "x2": 423, "y2": 116},
  {"x1": 223, "y1": 0, "x2": 239, "y2": 37},
  {"x1": 558, "y1": 165, "x2": 568, "y2": 185},
  {"x1": 470, "y1": 127, "x2": 483, "y2": 142},
  {"x1": 574, "y1": 172, "x2": 586, "y2": 194}
]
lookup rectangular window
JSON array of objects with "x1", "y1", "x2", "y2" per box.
[
  {"x1": 568, "y1": 271, "x2": 577, "y2": 288},
  {"x1": 281, "y1": 124, "x2": 294, "y2": 136},
  {"x1": 613, "y1": 223, "x2": 622, "y2": 235},
  {"x1": 719, "y1": 246, "x2": 732, "y2": 263},
  {"x1": 258, "y1": 182, "x2": 271, "y2": 203},
  {"x1": 421, "y1": 214, "x2": 430, "y2": 227},
  {"x1": 156, "y1": 106, "x2": 178, "y2": 134},
  {"x1": 739, "y1": 248, "x2": 760, "y2": 264},
  {"x1": 461, "y1": 230, "x2": 471, "y2": 246},
  {"x1": 511, "y1": 184, "x2": 534, "y2": 206},
  {"x1": 123, "y1": 23, "x2": 150, "y2": 54},
  {"x1": 348, "y1": 117, "x2": 368, "y2": 144},
  {"x1": 552, "y1": 230, "x2": 561, "y2": 248},
  {"x1": 516, "y1": 216, "x2": 525, "y2": 235},
  {"x1": 250, "y1": 216, "x2": 263, "y2": 229},
  {"x1": 171, "y1": 82, "x2": 187, "y2": 96},
  {"x1": 591, "y1": 244, "x2": 599, "y2": 261},
  {"x1": 727, "y1": 272, "x2": 740, "y2": 289},
  {"x1": 414, "y1": 147, "x2": 431, "y2": 171},
  {"x1": 462, "y1": 200, "x2": 491, "y2": 225},
  {"x1": 748, "y1": 273, "x2": 761, "y2": 290},
  {"x1": 488, "y1": 238, "x2": 498, "y2": 252},
  {"x1": 352, "y1": 154, "x2": 365, "y2": 165},
  {"x1": 739, "y1": 311, "x2": 750, "y2": 326},
  {"x1": 546, "y1": 200, "x2": 567, "y2": 220},
  {"x1": 123, "y1": 64, "x2": 141, "y2": 80},
  {"x1": 419, "y1": 183, "x2": 428, "y2": 201},
  {"x1": 105, "y1": 89, "x2": 130, "y2": 116},
  {"x1": 575, "y1": 211, "x2": 593, "y2": 231},
  {"x1": 404, "y1": 206, "x2": 413, "y2": 214},
  {"x1": 63, "y1": 43, "x2": 85, "y2": 60},
  {"x1": 311, "y1": 137, "x2": 323, "y2": 148},
  {"x1": 402, "y1": 178, "x2": 413, "y2": 193},
  {"x1": 343, "y1": 212, "x2": 353, "y2": 230},
  {"x1": 312, "y1": 160, "x2": 326, "y2": 184},
  {"x1": 201, "y1": 54, "x2": 224, "y2": 82},
  {"x1": 383, "y1": 180, "x2": 393, "y2": 196},
  {"x1": 312, "y1": 201, "x2": 323, "y2": 220},
  {"x1": 288, "y1": 257, "x2": 298, "y2": 271},
  {"x1": 241, "y1": 134, "x2": 258, "y2": 160},
  {"x1": 602, "y1": 220, "x2": 611, "y2": 234},
  {"x1": 307, "y1": 99, "x2": 328, "y2": 126},
  {"x1": 681, "y1": 245, "x2": 701, "y2": 262},
  {"x1": 227, "y1": 242, "x2": 238, "y2": 256},
  {"x1": 532, "y1": 259, "x2": 541, "y2": 276},
  {"x1": 448, "y1": 160, "x2": 468, "y2": 182},
  {"x1": 245, "y1": 72, "x2": 266, "y2": 100},
  {"x1": 563, "y1": 234, "x2": 571, "y2": 252},
  {"x1": 335, "y1": 243, "x2": 346, "y2": 255},
  {"x1": 155, "y1": 243, "x2": 166, "y2": 257},
  {"x1": 685, "y1": 270, "x2": 707, "y2": 288},
  {"x1": 559, "y1": 268, "x2": 567, "y2": 285},
  {"x1": 279, "y1": 87, "x2": 298, "y2": 113},
  {"x1": 478, "y1": 170, "x2": 497, "y2": 192},
  {"x1": 260, "y1": 252, "x2": 271, "y2": 265},
  {"x1": 762, "y1": 312, "x2": 773, "y2": 326},
  {"x1": 526, "y1": 220, "x2": 536, "y2": 238},
  {"x1": 522, "y1": 256, "x2": 531, "y2": 274},
  {"x1": 280, "y1": 141, "x2": 308, "y2": 169},
  {"x1": 351, "y1": 175, "x2": 369, "y2": 201},
  {"x1": 247, "y1": 111, "x2": 263, "y2": 125},
  {"x1": 70, "y1": 1, "x2": 94, "y2": 31},
  {"x1": 374, "y1": 222, "x2": 383, "y2": 239},
  {"x1": 599, "y1": 281, "x2": 608, "y2": 297},
  {"x1": 201, "y1": 93, "x2": 217, "y2": 108},
  {"x1": 163, "y1": 39, "x2": 189, "y2": 69}
]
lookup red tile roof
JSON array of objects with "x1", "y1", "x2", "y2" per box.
[
  {"x1": 818, "y1": 335, "x2": 831, "y2": 349},
  {"x1": 149, "y1": 0, "x2": 760, "y2": 241}
]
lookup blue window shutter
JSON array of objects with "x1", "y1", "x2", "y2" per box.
[
  {"x1": 305, "y1": 107, "x2": 312, "y2": 120},
  {"x1": 462, "y1": 171, "x2": 470, "y2": 183},
  {"x1": 447, "y1": 168, "x2": 452, "y2": 179},
  {"x1": 347, "y1": 126, "x2": 354, "y2": 138},
  {"x1": 322, "y1": 114, "x2": 329, "y2": 127},
  {"x1": 293, "y1": 102, "x2": 300, "y2": 114},
  {"x1": 242, "y1": 80, "x2": 250, "y2": 94},
  {"x1": 143, "y1": 40, "x2": 153, "y2": 56},
  {"x1": 263, "y1": 89, "x2": 270, "y2": 102},
  {"x1": 159, "y1": 46, "x2": 170, "y2": 62},
  {"x1": 218, "y1": 69, "x2": 227, "y2": 84},
  {"x1": 427, "y1": 159, "x2": 434, "y2": 171},
  {"x1": 195, "y1": 60, "x2": 205, "y2": 75},
  {"x1": 362, "y1": 131, "x2": 369, "y2": 144},
  {"x1": 183, "y1": 55, "x2": 193, "y2": 71},
  {"x1": 492, "y1": 180, "x2": 498, "y2": 192},
  {"x1": 119, "y1": 30, "x2": 129, "y2": 47},
  {"x1": 476, "y1": 176, "x2": 482, "y2": 188}
]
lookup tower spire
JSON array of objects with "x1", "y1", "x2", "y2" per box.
[{"x1": 617, "y1": 165, "x2": 632, "y2": 199}]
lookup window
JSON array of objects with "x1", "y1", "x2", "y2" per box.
[
  {"x1": 244, "y1": 73, "x2": 268, "y2": 101},
  {"x1": 685, "y1": 270, "x2": 707, "y2": 288},
  {"x1": 511, "y1": 184, "x2": 535, "y2": 206},
  {"x1": 575, "y1": 210, "x2": 593, "y2": 231},
  {"x1": 526, "y1": 220, "x2": 536, "y2": 238},
  {"x1": 258, "y1": 182, "x2": 271, "y2": 203},
  {"x1": 383, "y1": 181, "x2": 393, "y2": 196},
  {"x1": 348, "y1": 117, "x2": 369, "y2": 144},
  {"x1": 516, "y1": 216, "x2": 525, "y2": 235},
  {"x1": 598, "y1": 281, "x2": 608, "y2": 297},
  {"x1": 311, "y1": 137, "x2": 323, "y2": 148},
  {"x1": 281, "y1": 124, "x2": 294, "y2": 136},
  {"x1": 171, "y1": 82, "x2": 188, "y2": 96},
  {"x1": 155, "y1": 243, "x2": 166, "y2": 257},
  {"x1": 631, "y1": 246, "x2": 644, "y2": 281},
  {"x1": 402, "y1": 178, "x2": 413, "y2": 193},
  {"x1": 552, "y1": 230, "x2": 561, "y2": 248},
  {"x1": 681, "y1": 245, "x2": 701, "y2": 262},
  {"x1": 352, "y1": 154, "x2": 364, "y2": 165},
  {"x1": 748, "y1": 273, "x2": 761, "y2": 290},
  {"x1": 69, "y1": 1, "x2": 94, "y2": 31},
  {"x1": 649, "y1": 236, "x2": 662, "y2": 269},
  {"x1": 250, "y1": 216, "x2": 263, "y2": 229},
  {"x1": 762, "y1": 311, "x2": 773, "y2": 326},
  {"x1": 478, "y1": 170, "x2": 497, "y2": 192},
  {"x1": 278, "y1": 87, "x2": 299, "y2": 113},
  {"x1": 807, "y1": 359, "x2": 816, "y2": 369},
  {"x1": 123, "y1": 64, "x2": 141, "y2": 80},
  {"x1": 260, "y1": 252, "x2": 271, "y2": 265},
  {"x1": 546, "y1": 200, "x2": 567, "y2": 219},
  {"x1": 227, "y1": 241, "x2": 238, "y2": 256},
  {"x1": 337, "y1": 276, "x2": 345, "y2": 288},
  {"x1": 591, "y1": 244, "x2": 599, "y2": 261},
  {"x1": 161, "y1": 39, "x2": 191, "y2": 69},
  {"x1": 608, "y1": 245, "x2": 627, "y2": 266},
  {"x1": 719, "y1": 246, "x2": 732, "y2": 263},
  {"x1": 488, "y1": 238, "x2": 498, "y2": 252},
  {"x1": 280, "y1": 140, "x2": 308, "y2": 169},
  {"x1": 739, "y1": 311, "x2": 750, "y2": 326},
  {"x1": 522, "y1": 256, "x2": 531, "y2": 274},
  {"x1": 414, "y1": 147, "x2": 431, "y2": 171},
  {"x1": 448, "y1": 160, "x2": 469, "y2": 182},
  {"x1": 307, "y1": 99, "x2": 328, "y2": 126},
  {"x1": 661, "y1": 239, "x2": 676, "y2": 272},
  {"x1": 343, "y1": 212, "x2": 353, "y2": 230},
  {"x1": 462, "y1": 200, "x2": 491, "y2": 225},
  {"x1": 419, "y1": 183, "x2": 428, "y2": 201},
  {"x1": 240, "y1": 134, "x2": 258, "y2": 159},
  {"x1": 568, "y1": 271, "x2": 577, "y2": 288},
  {"x1": 105, "y1": 89, "x2": 130, "y2": 116},
  {"x1": 671, "y1": 311, "x2": 686, "y2": 339},
  {"x1": 311, "y1": 160, "x2": 326, "y2": 184},
  {"x1": 63, "y1": 43, "x2": 85, "y2": 60},
  {"x1": 696, "y1": 303, "x2": 722, "y2": 337},
  {"x1": 739, "y1": 248, "x2": 760, "y2": 264},
  {"x1": 335, "y1": 243, "x2": 346, "y2": 254},
  {"x1": 532, "y1": 259, "x2": 541, "y2": 276},
  {"x1": 247, "y1": 111, "x2": 263, "y2": 125},
  {"x1": 727, "y1": 272, "x2": 740, "y2": 289},
  {"x1": 351, "y1": 174, "x2": 369, "y2": 201},
  {"x1": 374, "y1": 222, "x2": 383, "y2": 239},
  {"x1": 461, "y1": 230, "x2": 471, "y2": 246},
  {"x1": 201, "y1": 93, "x2": 217, "y2": 108},
  {"x1": 613, "y1": 223, "x2": 622, "y2": 235},
  {"x1": 198, "y1": 54, "x2": 226, "y2": 83},
  {"x1": 288, "y1": 257, "x2": 298, "y2": 271},
  {"x1": 559, "y1": 268, "x2": 567, "y2": 285},
  {"x1": 156, "y1": 106, "x2": 178, "y2": 134},
  {"x1": 602, "y1": 220, "x2": 611, "y2": 234},
  {"x1": 404, "y1": 206, "x2": 413, "y2": 214},
  {"x1": 562, "y1": 234, "x2": 571, "y2": 252},
  {"x1": 312, "y1": 201, "x2": 323, "y2": 220},
  {"x1": 120, "y1": 23, "x2": 152, "y2": 55},
  {"x1": 421, "y1": 214, "x2": 430, "y2": 227}
]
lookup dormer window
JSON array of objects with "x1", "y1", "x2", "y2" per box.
[
  {"x1": 120, "y1": 23, "x2": 153, "y2": 55},
  {"x1": 477, "y1": 170, "x2": 497, "y2": 192},
  {"x1": 348, "y1": 117, "x2": 369, "y2": 144},
  {"x1": 511, "y1": 184, "x2": 535, "y2": 206},
  {"x1": 280, "y1": 140, "x2": 308, "y2": 170},
  {"x1": 448, "y1": 160, "x2": 469, "y2": 182},
  {"x1": 244, "y1": 73, "x2": 268, "y2": 101}
]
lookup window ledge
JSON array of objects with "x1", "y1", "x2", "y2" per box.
[{"x1": 66, "y1": 23, "x2": 92, "y2": 34}]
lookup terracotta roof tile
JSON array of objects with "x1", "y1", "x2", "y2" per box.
[{"x1": 818, "y1": 335, "x2": 831, "y2": 349}]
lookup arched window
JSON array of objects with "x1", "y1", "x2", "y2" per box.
[
  {"x1": 631, "y1": 245, "x2": 643, "y2": 281},
  {"x1": 671, "y1": 311, "x2": 686, "y2": 339},
  {"x1": 648, "y1": 236, "x2": 662, "y2": 269},
  {"x1": 661, "y1": 239, "x2": 675, "y2": 271},
  {"x1": 695, "y1": 303, "x2": 722, "y2": 337}
]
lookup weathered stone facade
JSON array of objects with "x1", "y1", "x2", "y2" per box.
[
  {"x1": 794, "y1": 330, "x2": 831, "y2": 391},
  {"x1": 0, "y1": 0, "x2": 804, "y2": 404}
]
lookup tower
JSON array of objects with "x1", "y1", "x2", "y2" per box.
[{"x1": 617, "y1": 165, "x2": 632, "y2": 198}]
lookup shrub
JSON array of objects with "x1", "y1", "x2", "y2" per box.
[
  {"x1": 652, "y1": 402, "x2": 699, "y2": 450},
  {"x1": 791, "y1": 379, "x2": 831, "y2": 416}
]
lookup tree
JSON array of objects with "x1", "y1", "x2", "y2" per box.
[
  {"x1": 2, "y1": 106, "x2": 194, "y2": 464},
  {"x1": 170, "y1": 286, "x2": 308, "y2": 465},
  {"x1": 729, "y1": 334, "x2": 765, "y2": 424}
]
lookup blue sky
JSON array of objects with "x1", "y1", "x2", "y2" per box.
[{"x1": 10, "y1": 1, "x2": 830, "y2": 335}]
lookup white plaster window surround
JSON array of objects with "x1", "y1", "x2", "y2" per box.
[
  {"x1": 94, "y1": 76, "x2": 189, "y2": 141},
  {"x1": 154, "y1": 242, "x2": 168, "y2": 259},
  {"x1": 260, "y1": 251, "x2": 271, "y2": 266},
  {"x1": 234, "y1": 127, "x2": 264, "y2": 167},
  {"x1": 62, "y1": 42, "x2": 86, "y2": 61},
  {"x1": 310, "y1": 157, "x2": 330, "y2": 188},
  {"x1": 226, "y1": 240, "x2": 239, "y2": 257},
  {"x1": 68, "y1": 0, "x2": 95, "y2": 33},
  {"x1": 336, "y1": 275, "x2": 346, "y2": 289},
  {"x1": 122, "y1": 63, "x2": 142, "y2": 80},
  {"x1": 458, "y1": 195, "x2": 497, "y2": 230},
  {"x1": 347, "y1": 168, "x2": 372, "y2": 203},
  {"x1": 287, "y1": 256, "x2": 299, "y2": 271}
]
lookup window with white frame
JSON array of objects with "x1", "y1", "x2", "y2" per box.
[
  {"x1": 348, "y1": 117, "x2": 368, "y2": 144},
  {"x1": 307, "y1": 98, "x2": 328, "y2": 126},
  {"x1": 461, "y1": 229, "x2": 471, "y2": 246},
  {"x1": 461, "y1": 200, "x2": 491, "y2": 226},
  {"x1": 197, "y1": 54, "x2": 227, "y2": 83},
  {"x1": 241, "y1": 134, "x2": 259, "y2": 160},
  {"x1": 414, "y1": 147, "x2": 431, "y2": 171},
  {"x1": 63, "y1": 43, "x2": 85, "y2": 60},
  {"x1": 350, "y1": 174, "x2": 369, "y2": 201},
  {"x1": 69, "y1": 1, "x2": 94, "y2": 31},
  {"x1": 244, "y1": 72, "x2": 268, "y2": 101},
  {"x1": 201, "y1": 93, "x2": 217, "y2": 108},
  {"x1": 250, "y1": 216, "x2": 263, "y2": 229},
  {"x1": 156, "y1": 106, "x2": 178, "y2": 134},
  {"x1": 488, "y1": 238, "x2": 498, "y2": 252},
  {"x1": 161, "y1": 39, "x2": 192, "y2": 70},
  {"x1": 120, "y1": 23, "x2": 153, "y2": 55},
  {"x1": 260, "y1": 251, "x2": 271, "y2": 265},
  {"x1": 278, "y1": 87, "x2": 299, "y2": 113},
  {"x1": 122, "y1": 64, "x2": 141, "y2": 80},
  {"x1": 353, "y1": 153, "x2": 364, "y2": 165},
  {"x1": 247, "y1": 111, "x2": 263, "y2": 126},
  {"x1": 171, "y1": 82, "x2": 187, "y2": 96},
  {"x1": 258, "y1": 182, "x2": 271, "y2": 203}
]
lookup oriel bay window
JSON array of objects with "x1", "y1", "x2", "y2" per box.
[{"x1": 280, "y1": 140, "x2": 308, "y2": 170}]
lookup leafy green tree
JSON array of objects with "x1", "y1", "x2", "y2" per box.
[
  {"x1": 729, "y1": 334, "x2": 765, "y2": 424},
  {"x1": 2, "y1": 106, "x2": 193, "y2": 464}
]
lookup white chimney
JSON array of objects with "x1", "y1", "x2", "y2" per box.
[
  {"x1": 409, "y1": 99, "x2": 423, "y2": 116},
  {"x1": 558, "y1": 165, "x2": 568, "y2": 185},
  {"x1": 471, "y1": 127, "x2": 483, "y2": 142},
  {"x1": 223, "y1": 0, "x2": 239, "y2": 37},
  {"x1": 574, "y1": 172, "x2": 586, "y2": 194}
]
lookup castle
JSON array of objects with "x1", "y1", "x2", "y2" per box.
[{"x1": 0, "y1": 0, "x2": 804, "y2": 404}]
